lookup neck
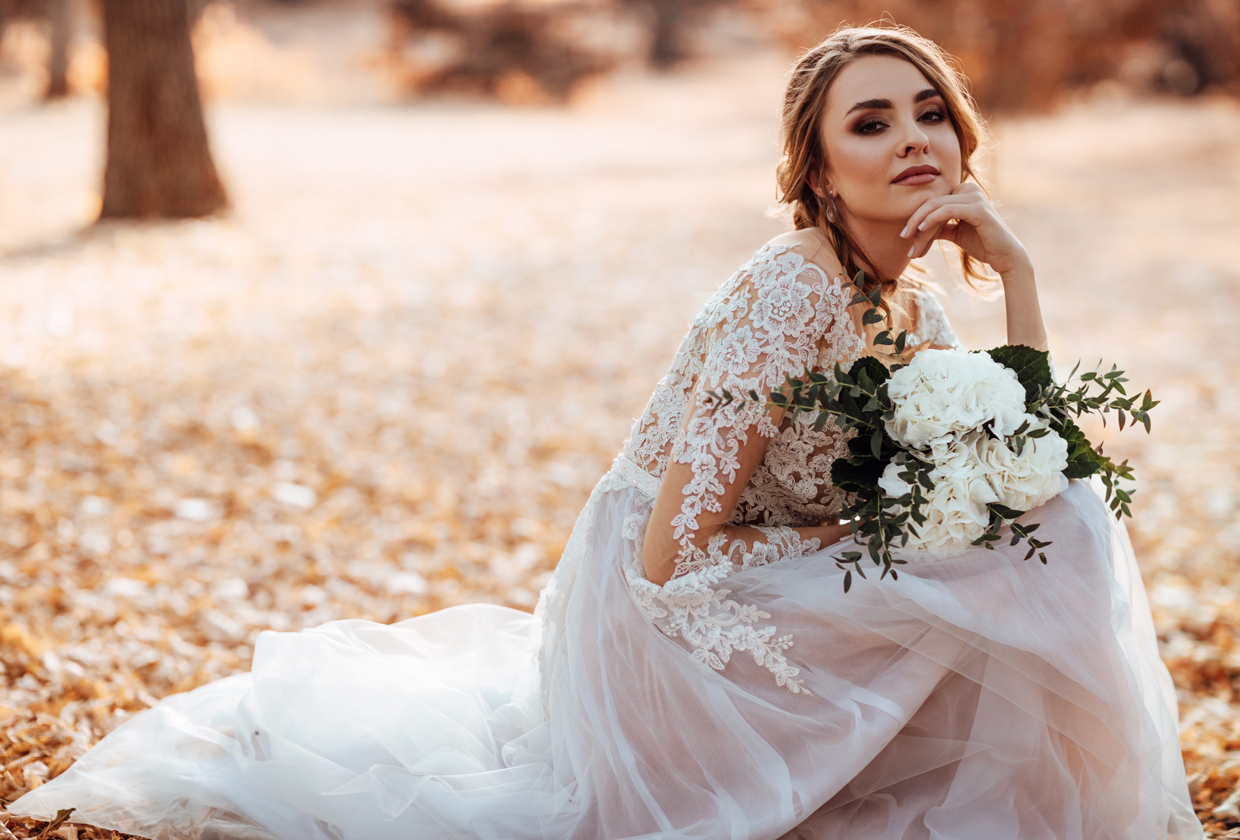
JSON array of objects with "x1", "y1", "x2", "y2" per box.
[{"x1": 838, "y1": 214, "x2": 911, "y2": 283}]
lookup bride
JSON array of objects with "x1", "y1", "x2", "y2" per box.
[{"x1": 12, "y1": 25, "x2": 1202, "y2": 840}]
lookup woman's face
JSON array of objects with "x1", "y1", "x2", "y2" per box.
[{"x1": 819, "y1": 54, "x2": 962, "y2": 227}]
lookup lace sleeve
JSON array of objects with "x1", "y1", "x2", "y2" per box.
[{"x1": 653, "y1": 246, "x2": 853, "y2": 581}]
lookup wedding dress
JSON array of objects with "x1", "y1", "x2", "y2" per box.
[{"x1": 11, "y1": 240, "x2": 1202, "y2": 840}]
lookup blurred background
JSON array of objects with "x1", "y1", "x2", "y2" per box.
[{"x1": 1, "y1": 0, "x2": 1239, "y2": 836}]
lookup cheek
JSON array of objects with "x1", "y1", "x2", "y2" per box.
[
  {"x1": 830, "y1": 138, "x2": 891, "y2": 194},
  {"x1": 932, "y1": 127, "x2": 963, "y2": 183}
]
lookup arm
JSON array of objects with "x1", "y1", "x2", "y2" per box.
[
  {"x1": 642, "y1": 425, "x2": 853, "y2": 586},
  {"x1": 997, "y1": 260, "x2": 1048, "y2": 351},
  {"x1": 901, "y1": 182, "x2": 1049, "y2": 352},
  {"x1": 641, "y1": 248, "x2": 856, "y2": 586}
]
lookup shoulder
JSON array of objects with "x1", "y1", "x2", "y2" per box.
[
  {"x1": 719, "y1": 232, "x2": 852, "y2": 342},
  {"x1": 762, "y1": 228, "x2": 846, "y2": 283}
]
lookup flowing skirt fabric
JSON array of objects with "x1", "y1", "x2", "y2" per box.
[{"x1": 11, "y1": 476, "x2": 1202, "y2": 839}]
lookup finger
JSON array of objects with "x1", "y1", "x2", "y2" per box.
[
  {"x1": 914, "y1": 228, "x2": 947, "y2": 259},
  {"x1": 918, "y1": 219, "x2": 966, "y2": 257},
  {"x1": 905, "y1": 205, "x2": 968, "y2": 257},
  {"x1": 900, "y1": 193, "x2": 961, "y2": 239},
  {"x1": 901, "y1": 189, "x2": 987, "y2": 239},
  {"x1": 933, "y1": 220, "x2": 961, "y2": 244},
  {"x1": 907, "y1": 202, "x2": 986, "y2": 253}
]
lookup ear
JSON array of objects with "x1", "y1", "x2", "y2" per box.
[{"x1": 806, "y1": 170, "x2": 827, "y2": 199}]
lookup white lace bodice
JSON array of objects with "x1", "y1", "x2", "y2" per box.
[
  {"x1": 614, "y1": 241, "x2": 961, "y2": 692},
  {"x1": 624, "y1": 243, "x2": 958, "y2": 548}
]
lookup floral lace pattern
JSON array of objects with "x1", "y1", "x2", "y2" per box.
[
  {"x1": 605, "y1": 244, "x2": 959, "y2": 694},
  {"x1": 620, "y1": 508, "x2": 816, "y2": 694},
  {"x1": 912, "y1": 288, "x2": 961, "y2": 351}
]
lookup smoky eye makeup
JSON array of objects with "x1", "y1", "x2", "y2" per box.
[
  {"x1": 846, "y1": 91, "x2": 950, "y2": 135},
  {"x1": 853, "y1": 117, "x2": 887, "y2": 135}
]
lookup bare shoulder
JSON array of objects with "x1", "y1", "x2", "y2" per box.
[{"x1": 765, "y1": 228, "x2": 845, "y2": 282}]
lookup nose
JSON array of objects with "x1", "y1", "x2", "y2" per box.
[{"x1": 899, "y1": 117, "x2": 930, "y2": 157}]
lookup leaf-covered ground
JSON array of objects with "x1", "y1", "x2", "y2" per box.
[{"x1": 2, "y1": 37, "x2": 1240, "y2": 840}]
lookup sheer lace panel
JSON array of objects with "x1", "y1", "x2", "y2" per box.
[{"x1": 664, "y1": 247, "x2": 857, "y2": 579}]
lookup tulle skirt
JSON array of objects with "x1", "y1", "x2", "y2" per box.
[{"x1": 11, "y1": 470, "x2": 1202, "y2": 839}]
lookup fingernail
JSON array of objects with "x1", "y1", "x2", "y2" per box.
[
  {"x1": 907, "y1": 246, "x2": 915, "y2": 258},
  {"x1": 917, "y1": 222, "x2": 926, "y2": 231},
  {"x1": 899, "y1": 226, "x2": 908, "y2": 238}
]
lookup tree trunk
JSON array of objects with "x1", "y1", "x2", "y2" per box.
[
  {"x1": 44, "y1": 0, "x2": 71, "y2": 99},
  {"x1": 649, "y1": 0, "x2": 684, "y2": 69},
  {"x1": 99, "y1": 0, "x2": 228, "y2": 219}
]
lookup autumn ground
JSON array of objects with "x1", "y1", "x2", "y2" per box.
[{"x1": 2, "y1": 15, "x2": 1240, "y2": 839}]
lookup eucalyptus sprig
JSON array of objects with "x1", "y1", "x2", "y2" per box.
[{"x1": 706, "y1": 270, "x2": 1156, "y2": 592}]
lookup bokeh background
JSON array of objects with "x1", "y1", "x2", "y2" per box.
[{"x1": 1, "y1": 0, "x2": 1239, "y2": 836}]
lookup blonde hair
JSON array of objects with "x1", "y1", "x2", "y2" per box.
[{"x1": 777, "y1": 24, "x2": 994, "y2": 295}]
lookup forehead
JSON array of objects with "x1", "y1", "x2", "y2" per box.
[{"x1": 825, "y1": 54, "x2": 936, "y2": 117}]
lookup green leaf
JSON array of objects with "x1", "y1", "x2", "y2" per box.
[
  {"x1": 843, "y1": 570, "x2": 852, "y2": 592},
  {"x1": 985, "y1": 345, "x2": 1053, "y2": 403},
  {"x1": 863, "y1": 308, "x2": 885, "y2": 325},
  {"x1": 989, "y1": 503, "x2": 1025, "y2": 520},
  {"x1": 1055, "y1": 415, "x2": 1109, "y2": 479},
  {"x1": 831, "y1": 458, "x2": 886, "y2": 494},
  {"x1": 846, "y1": 355, "x2": 891, "y2": 388}
]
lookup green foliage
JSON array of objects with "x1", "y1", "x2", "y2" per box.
[
  {"x1": 704, "y1": 271, "x2": 1156, "y2": 590},
  {"x1": 985, "y1": 344, "x2": 1052, "y2": 402},
  {"x1": 1055, "y1": 416, "x2": 1107, "y2": 479}
]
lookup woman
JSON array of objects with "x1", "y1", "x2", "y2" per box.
[{"x1": 12, "y1": 25, "x2": 1201, "y2": 840}]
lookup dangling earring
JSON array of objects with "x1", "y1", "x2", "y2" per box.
[{"x1": 824, "y1": 186, "x2": 840, "y2": 224}]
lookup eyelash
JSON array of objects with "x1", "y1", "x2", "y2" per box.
[{"x1": 854, "y1": 107, "x2": 947, "y2": 136}]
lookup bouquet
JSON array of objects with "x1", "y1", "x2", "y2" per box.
[{"x1": 711, "y1": 275, "x2": 1158, "y2": 592}]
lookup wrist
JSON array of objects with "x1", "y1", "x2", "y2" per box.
[
  {"x1": 996, "y1": 249, "x2": 1034, "y2": 284},
  {"x1": 810, "y1": 523, "x2": 854, "y2": 546}
]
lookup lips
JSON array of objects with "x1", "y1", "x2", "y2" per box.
[{"x1": 892, "y1": 165, "x2": 940, "y2": 186}]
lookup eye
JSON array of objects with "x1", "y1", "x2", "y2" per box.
[
  {"x1": 919, "y1": 107, "x2": 947, "y2": 124},
  {"x1": 854, "y1": 118, "x2": 887, "y2": 136}
]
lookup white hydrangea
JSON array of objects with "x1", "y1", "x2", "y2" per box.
[
  {"x1": 879, "y1": 454, "x2": 997, "y2": 549},
  {"x1": 908, "y1": 472, "x2": 998, "y2": 549},
  {"x1": 877, "y1": 460, "x2": 915, "y2": 498},
  {"x1": 885, "y1": 349, "x2": 1028, "y2": 449},
  {"x1": 876, "y1": 364, "x2": 1071, "y2": 549},
  {"x1": 972, "y1": 423, "x2": 1069, "y2": 512}
]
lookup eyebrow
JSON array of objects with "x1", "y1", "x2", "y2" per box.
[{"x1": 846, "y1": 88, "x2": 942, "y2": 115}]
